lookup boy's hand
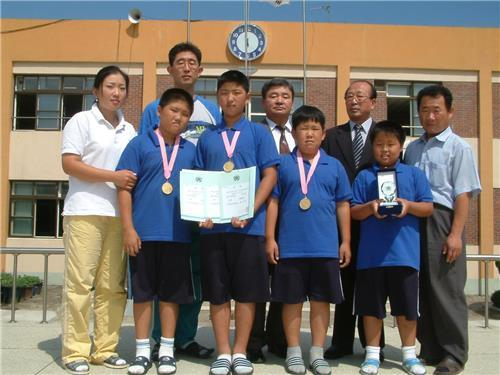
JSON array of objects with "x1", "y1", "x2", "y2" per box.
[
  {"x1": 123, "y1": 228, "x2": 141, "y2": 256},
  {"x1": 114, "y1": 170, "x2": 137, "y2": 191},
  {"x1": 339, "y1": 242, "x2": 351, "y2": 268},
  {"x1": 443, "y1": 233, "x2": 462, "y2": 263},
  {"x1": 394, "y1": 198, "x2": 409, "y2": 218},
  {"x1": 372, "y1": 200, "x2": 387, "y2": 219},
  {"x1": 199, "y1": 218, "x2": 214, "y2": 229},
  {"x1": 231, "y1": 217, "x2": 248, "y2": 229},
  {"x1": 265, "y1": 239, "x2": 279, "y2": 265}
]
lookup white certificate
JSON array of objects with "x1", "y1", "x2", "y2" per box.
[{"x1": 180, "y1": 166, "x2": 256, "y2": 223}]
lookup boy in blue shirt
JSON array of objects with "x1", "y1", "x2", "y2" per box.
[
  {"x1": 116, "y1": 88, "x2": 196, "y2": 375},
  {"x1": 195, "y1": 70, "x2": 279, "y2": 375},
  {"x1": 266, "y1": 105, "x2": 352, "y2": 375},
  {"x1": 351, "y1": 121, "x2": 434, "y2": 375}
]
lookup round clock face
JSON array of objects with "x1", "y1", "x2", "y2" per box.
[{"x1": 228, "y1": 24, "x2": 267, "y2": 61}]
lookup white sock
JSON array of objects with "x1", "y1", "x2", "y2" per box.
[
  {"x1": 309, "y1": 345, "x2": 324, "y2": 364},
  {"x1": 135, "y1": 338, "x2": 151, "y2": 359},
  {"x1": 286, "y1": 346, "x2": 305, "y2": 374},
  {"x1": 159, "y1": 336, "x2": 174, "y2": 358},
  {"x1": 402, "y1": 345, "x2": 417, "y2": 362},
  {"x1": 365, "y1": 346, "x2": 380, "y2": 362}
]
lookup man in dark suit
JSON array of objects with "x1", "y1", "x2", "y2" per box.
[
  {"x1": 247, "y1": 78, "x2": 295, "y2": 363},
  {"x1": 322, "y1": 79, "x2": 385, "y2": 360}
]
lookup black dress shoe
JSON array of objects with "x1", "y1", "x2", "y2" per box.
[
  {"x1": 324, "y1": 345, "x2": 353, "y2": 360},
  {"x1": 418, "y1": 354, "x2": 440, "y2": 366},
  {"x1": 247, "y1": 348, "x2": 266, "y2": 363},
  {"x1": 433, "y1": 355, "x2": 464, "y2": 375},
  {"x1": 151, "y1": 342, "x2": 160, "y2": 362},
  {"x1": 267, "y1": 345, "x2": 287, "y2": 359}
]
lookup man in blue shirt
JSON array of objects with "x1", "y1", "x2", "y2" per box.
[
  {"x1": 139, "y1": 42, "x2": 220, "y2": 361},
  {"x1": 405, "y1": 85, "x2": 481, "y2": 375}
]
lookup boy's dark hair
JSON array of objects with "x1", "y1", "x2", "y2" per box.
[
  {"x1": 261, "y1": 78, "x2": 295, "y2": 99},
  {"x1": 217, "y1": 70, "x2": 249, "y2": 93},
  {"x1": 158, "y1": 88, "x2": 194, "y2": 115},
  {"x1": 168, "y1": 42, "x2": 202, "y2": 66},
  {"x1": 369, "y1": 120, "x2": 406, "y2": 146},
  {"x1": 291, "y1": 105, "x2": 325, "y2": 130},
  {"x1": 344, "y1": 79, "x2": 377, "y2": 100},
  {"x1": 416, "y1": 84, "x2": 453, "y2": 111},
  {"x1": 94, "y1": 65, "x2": 129, "y2": 92}
]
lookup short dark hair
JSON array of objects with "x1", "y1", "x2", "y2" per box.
[
  {"x1": 261, "y1": 78, "x2": 295, "y2": 99},
  {"x1": 158, "y1": 88, "x2": 194, "y2": 115},
  {"x1": 291, "y1": 105, "x2": 325, "y2": 130},
  {"x1": 417, "y1": 84, "x2": 453, "y2": 111},
  {"x1": 369, "y1": 120, "x2": 406, "y2": 146},
  {"x1": 344, "y1": 80, "x2": 377, "y2": 100},
  {"x1": 217, "y1": 70, "x2": 249, "y2": 93},
  {"x1": 168, "y1": 42, "x2": 202, "y2": 66},
  {"x1": 94, "y1": 65, "x2": 129, "y2": 92}
]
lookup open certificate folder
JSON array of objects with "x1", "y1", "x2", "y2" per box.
[{"x1": 180, "y1": 166, "x2": 256, "y2": 224}]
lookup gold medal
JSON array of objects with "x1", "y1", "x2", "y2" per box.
[
  {"x1": 223, "y1": 160, "x2": 234, "y2": 173},
  {"x1": 299, "y1": 197, "x2": 312, "y2": 211},
  {"x1": 162, "y1": 181, "x2": 174, "y2": 195}
]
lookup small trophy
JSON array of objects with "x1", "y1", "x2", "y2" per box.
[{"x1": 377, "y1": 169, "x2": 402, "y2": 216}]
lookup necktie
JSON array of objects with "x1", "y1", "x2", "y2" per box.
[
  {"x1": 279, "y1": 126, "x2": 290, "y2": 155},
  {"x1": 353, "y1": 124, "x2": 363, "y2": 168}
]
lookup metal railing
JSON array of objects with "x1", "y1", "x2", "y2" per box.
[
  {"x1": 0, "y1": 247, "x2": 64, "y2": 323},
  {"x1": 1, "y1": 248, "x2": 499, "y2": 327}
]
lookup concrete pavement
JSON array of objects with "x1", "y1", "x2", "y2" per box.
[{"x1": 1, "y1": 301, "x2": 499, "y2": 375}]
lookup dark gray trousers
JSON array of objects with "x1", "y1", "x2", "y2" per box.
[{"x1": 418, "y1": 205, "x2": 468, "y2": 365}]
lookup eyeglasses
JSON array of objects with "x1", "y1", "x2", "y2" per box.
[
  {"x1": 345, "y1": 93, "x2": 370, "y2": 103},
  {"x1": 173, "y1": 59, "x2": 199, "y2": 69}
]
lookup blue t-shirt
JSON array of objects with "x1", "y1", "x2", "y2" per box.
[
  {"x1": 352, "y1": 161, "x2": 433, "y2": 270},
  {"x1": 272, "y1": 149, "x2": 352, "y2": 258},
  {"x1": 116, "y1": 128, "x2": 196, "y2": 243},
  {"x1": 194, "y1": 116, "x2": 280, "y2": 236},
  {"x1": 139, "y1": 95, "x2": 221, "y2": 144}
]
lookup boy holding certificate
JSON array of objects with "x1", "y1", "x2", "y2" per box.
[
  {"x1": 116, "y1": 89, "x2": 196, "y2": 375},
  {"x1": 194, "y1": 70, "x2": 279, "y2": 375},
  {"x1": 350, "y1": 121, "x2": 433, "y2": 375},
  {"x1": 266, "y1": 105, "x2": 351, "y2": 375}
]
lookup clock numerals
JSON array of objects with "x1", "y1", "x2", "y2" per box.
[{"x1": 228, "y1": 24, "x2": 267, "y2": 61}]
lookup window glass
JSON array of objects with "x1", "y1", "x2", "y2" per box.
[
  {"x1": 38, "y1": 77, "x2": 61, "y2": 90},
  {"x1": 63, "y1": 76, "x2": 85, "y2": 90},
  {"x1": 63, "y1": 94, "x2": 83, "y2": 119},
  {"x1": 85, "y1": 78, "x2": 95, "y2": 90},
  {"x1": 35, "y1": 182, "x2": 57, "y2": 196},
  {"x1": 12, "y1": 182, "x2": 33, "y2": 195},
  {"x1": 15, "y1": 94, "x2": 37, "y2": 130},
  {"x1": 9, "y1": 181, "x2": 67, "y2": 238},
  {"x1": 23, "y1": 76, "x2": 38, "y2": 90},
  {"x1": 251, "y1": 97, "x2": 265, "y2": 114},
  {"x1": 38, "y1": 94, "x2": 60, "y2": 111},
  {"x1": 12, "y1": 200, "x2": 33, "y2": 216},
  {"x1": 11, "y1": 218, "x2": 33, "y2": 236},
  {"x1": 387, "y1": 84, "x2": 410, "y2": 96},
  {"x1": 84, "y1": 94, "x2": 95, "y2": 110}
]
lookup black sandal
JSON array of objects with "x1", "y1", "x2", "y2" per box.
[
  {"x1": 64, "y1": 360, "x2": 90, "y2": 375},
  {"x1": 103, "y1": 355, "x2": 128, "y2": 369},
  {"x1": 158, "y1": 355, "x2": 176, "y2": 375},
  {"x1": 128, "y1": 356, "x2": 152, "y2": 375},
  {"x1": 176, "y1": 341, "x2": 214, "y2": 359}
]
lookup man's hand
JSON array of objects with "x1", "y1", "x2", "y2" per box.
[
  {"x1": 443, "y1": 233, "x2": 462, "y2": 263},
  {"x1": 199, "y1": 218, "x2": 214, "y2": 229},
  {"x1": 231, "y1": 217, "x2": 248, "y2": 229},
  {"x1": 114, "y1": 170, "x2": 137, "y2": 191}
]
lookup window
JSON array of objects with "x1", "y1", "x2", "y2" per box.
[
  {"x1": 9, "y1": 181, "x2": 68, "y2": 238},
  {"x1": 380, "y1": 81, "x2": 437, "y2": 137},
  {"x1": 13, "y1": 75, "x2": 95, "y2": 130},
  {"x1": 194, "y1": 77, "x2": 305, "y2": 122}
]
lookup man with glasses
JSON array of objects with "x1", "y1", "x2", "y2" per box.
[
  {"x1": 322, "y1": 79, "x2": 385, "y2": 361},
  {"x1": 139, "y1": 42, "x2": 221, "y2": 361}
]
